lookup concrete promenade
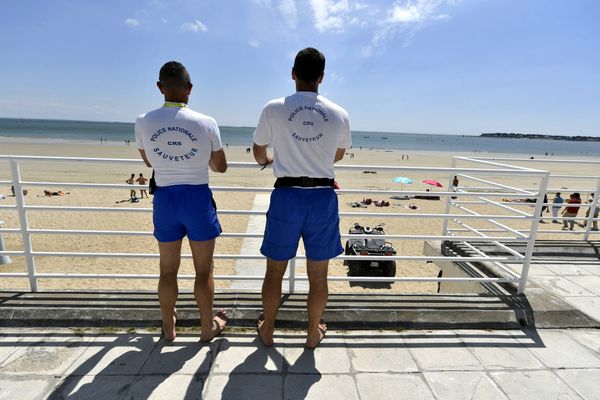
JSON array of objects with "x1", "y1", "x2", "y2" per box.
[{"x1": 1, "y1": 327, "x2": 600, "y2": 399}]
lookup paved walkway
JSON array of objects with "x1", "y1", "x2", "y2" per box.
[
  {"x1": 1, "y1": 327, "x2": 600, "y2": 399},
  {"x1": 509, "y1": 261, "x2": 600, "y2": 322}
]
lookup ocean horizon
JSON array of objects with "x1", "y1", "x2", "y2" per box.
[{"x1": 1, "y1": 117, "x2": 599, "y2": 156}]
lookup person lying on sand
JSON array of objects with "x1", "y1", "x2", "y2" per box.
[
  {"x1": 43, "y1": 190, "x2": 69, "y2": 197},
  {"x1": 502, "y1": 198, "x2": 536, "y2": 203},
  {"x1": 347, "y1": 202, "x2": 367, "y2": 208}
]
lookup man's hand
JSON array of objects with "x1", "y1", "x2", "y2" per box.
[{"x1": 253, "y1": 143, "x2": 272, "y2": 168}]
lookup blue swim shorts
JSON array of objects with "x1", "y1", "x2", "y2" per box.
[
  {"x1": 260, "y1": 187, "x2": 343, "y2": 261},
  {"x1": 153, "y1": 184, "x2": 221, "y2": 243}
]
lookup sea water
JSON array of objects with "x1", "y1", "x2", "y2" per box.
[{"x1": 1, "y1": 118, "x2": 599, "y2": 156}]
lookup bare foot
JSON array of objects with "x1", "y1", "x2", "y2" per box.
[
  {"x1": 306, "y1": 320, "x2": 327, "y2": 349},
  {"x1": 162, "y1": 308, "x2": 177, "y2": 341},
  {"x1": 257, "y1": 312, "x2": 274, "y2": 347},
  {"x1": 200, "y1": 309, "x2": 228, "y2": 342}
]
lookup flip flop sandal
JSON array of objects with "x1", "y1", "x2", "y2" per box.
[
  {"x1": 201, "y1": 309, "x2": 229, "y2": 342},
  {"x1": 213, "y1": 309, "x2": 229, "y2": 337},
  {"x1": 306, "y1": 319, "x2": 327, "y2": 349},
  {"x1": 256, "y1": 312, "x2": 273, "y2": 347}
]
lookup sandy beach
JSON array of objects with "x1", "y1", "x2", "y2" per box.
[{"x1": 0, "y1": 139, "x2": 597, "y2": 293}]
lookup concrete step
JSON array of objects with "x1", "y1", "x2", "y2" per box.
[
  {"x1": 1, "y1": 289, "x2": 598, "y2": 330},
  {"x1": 445, "y1": 240, "x2": 600, "y2": 259}
]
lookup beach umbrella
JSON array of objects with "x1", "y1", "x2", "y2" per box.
[
  {"x1": 392, "y1": 176, "x2": 413, "y2": 191},
  {"x1": 422, "y1": 179, "x2": 443, "y2": 188},
  {"x1": 393, "y1": 177, "x2": 413, "y2": 184}
]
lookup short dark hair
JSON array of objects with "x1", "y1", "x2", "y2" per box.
[
  {"x1": 293, "y1": 48, "x2": 325, "y2": 82},
  {"x1": 159, "y1": 61, "x2": 191, "y2": 89}
]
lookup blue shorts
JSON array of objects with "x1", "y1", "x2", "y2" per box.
[
  {"x1": 261, "y1": 187, "x2": 343, "y2": 261},
  {"x1": 153, "y1": 184, "x2": 221, "y2": 243}
]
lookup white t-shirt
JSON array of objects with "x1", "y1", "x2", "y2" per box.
[
  {"x1": 253, "y1": 91, "x2": 351, "y2": 179},
  {"x1": 135, "y1": 104, "x2": 222, "y2": 186}
]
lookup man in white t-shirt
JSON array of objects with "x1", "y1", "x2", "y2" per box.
[
  {"x1": 135, "y1": 61, "x2": 228, "y2": 342},
  {"x1": 253, "y1": 48, "x2": 351, "y2": 348}
]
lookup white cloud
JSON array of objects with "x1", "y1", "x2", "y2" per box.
[
  {"x1": 310, "y1": 0, "x2": 347, "y2": 32},
  {"x1": 388, "y1": 4, "x2": 422, "y2": 23},
  {"x1": 250, "y1": 0, "x2": 457, "y2": 54},
  {"x1": 249, "y1": 39, "x2": 261, "y2": 48},
  {"x1": 308, "y1": 0, "x2": 375, "y2": 33},
  {"x1": 362, "y1": 0, "x2": 456, "y2": 56},
  {"x1": 180, "y1": 20, "x2": 208, "y2": 33},
  {"x1": 252, "y1": 0, "x2": 298, "y2": 29},
  {"x1": 125, "y1": 18, "x2": 140, "y2": 27},
  {"x1": 278, "y1": 0, "x2": 298, "y2": 28}
]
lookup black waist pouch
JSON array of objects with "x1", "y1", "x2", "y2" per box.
[{"x1": 149, "y1": 170, "x2": 157, "y2": 195}]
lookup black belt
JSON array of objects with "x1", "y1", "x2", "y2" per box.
[{"x1": 274, "y1": 177, "x2": 335, "y2": 188}]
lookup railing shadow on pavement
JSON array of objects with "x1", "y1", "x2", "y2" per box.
[
  {"x1": 0, "y1": 329, "x2": 546, "y2": 399},
  {"x1": 43, "y1": 333, "x2": 226, "y2": 399}
]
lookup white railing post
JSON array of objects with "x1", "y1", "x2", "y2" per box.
[
  {"x1": 441, "y1": 157, "x2": 457, "y2": 237},
  {"x1": 0, "y1": 220, "x2": 11, "y2": 265},
  {"x1": 518, "y1": 172, "x2": 550, "y2": 294},
  {"x1": 583, "y1": 176, "x2": 600, "y2": 241},
  {"x1": 10, "y1": 159, "x2": 39, "y2": 292},
  {"x1": 288, "y1": 257, "x2": 296, "y2": 294}
]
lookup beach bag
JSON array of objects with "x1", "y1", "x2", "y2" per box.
[{"x1": 149, "y1": 170, "x2": 156, "y2": 195}]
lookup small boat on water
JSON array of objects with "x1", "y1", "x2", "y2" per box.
[{"x1": 382, "y1": 137, "x2": 388, "y2": 139}]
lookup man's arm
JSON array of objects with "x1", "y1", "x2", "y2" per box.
[
  {"x1": 209, "y1": 149, "x2": 228, "y2": 173},
  {"x1": 334, "y1": 148, "x2": 346, "y2": 163},
  {"x1": 138, "y1": 149, "x2": 152, "y2": 168},
  {"x1": 253, "y1": 143, "x2": 273, "y2": 166}
]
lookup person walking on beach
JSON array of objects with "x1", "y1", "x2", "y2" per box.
[
  {"x1": 135, "y1": 61, "x2": 228, "y2": 342},
  {"x1": 125, "y1": 173, "x2": 136, "y2": 200},
  {"x1": 539, "y1": 193, "x2": 548, "y2": 223},
  {"x1": 579, "y1": 194, "x2": 599, "y2": 231},
  {"x1": 551, "y1": 192, "x2": 564, "y2": 223},
  {"x1": 136, "y1": 173, "x2": 149, "y2": 199},
  {"x1": 253, "y1": 47, "x2": 351, "y2": 348},
  {"x1": 562, "y1": 193, "x2": 581, "y2": 231},
  {"x1": 452, "y1": 176, "x2": 459, "y2": 189}
]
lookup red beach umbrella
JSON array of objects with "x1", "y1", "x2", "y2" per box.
[{"x1": 422, "y1": 179, "x2": 443, "y2": 188}]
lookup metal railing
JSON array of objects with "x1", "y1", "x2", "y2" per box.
[
  {"x1": 460, "y1": 157, "x2": 600, "y2": 241},
  {"x1": 0, "y1": 155, "x2": 551, "y2": 294}
]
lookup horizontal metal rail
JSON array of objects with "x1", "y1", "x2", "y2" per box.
[
  {"x1": 0, "y1": 272, "x2": 519, "y2": 283},
  {"x1": 468, "y1": 156, "x2": 600, "y2": 165},
  {"x1": 19, "y1": 251, "x2": 520, "y2": 262},
  {"x1": 16, "y1": 205, "x2": 539, "y2": 221},
  {"x1": 0, "y1": 228, "x2": 525, "y2": 241},
  {"x1": 6, "y1": 180, "x2": 550, "y2": 198}
]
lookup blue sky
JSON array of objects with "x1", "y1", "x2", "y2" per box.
[{"x1": 0, "y1": 0, "x2": 598, "y2": 135}]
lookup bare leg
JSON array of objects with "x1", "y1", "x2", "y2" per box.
[
  {"x1": 189, "y1": 239, "x2": 227, "y2": 342},
  {"x1": 259, "y1": 258, "x2": 288, "y2": 346},
  {"x1": 306, "y1": 259, "x2": 329, "y2": 348},
  {"x1": 158, "y1": 240, "x2": 183, "y2": 341}
]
